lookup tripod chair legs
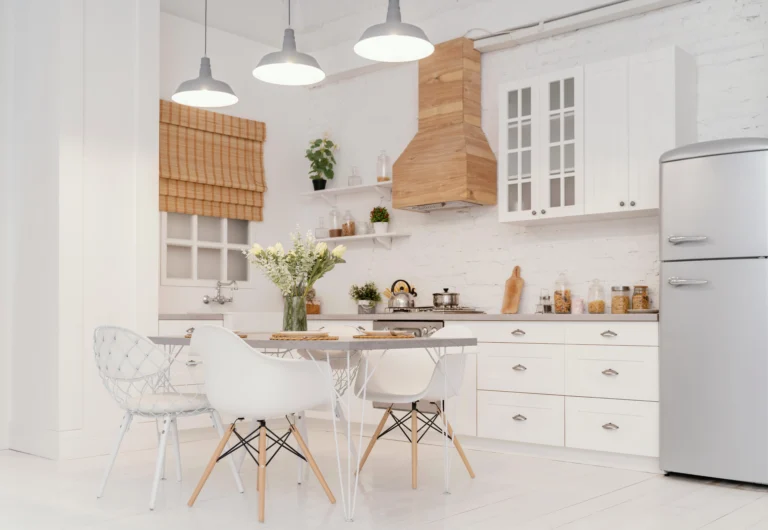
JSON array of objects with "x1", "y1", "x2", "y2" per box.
[
  {"x1": 187, "y1": 421, "x2": 237, "y2": 507},
  {"x1": 357, "y1": 403, "x2": 476, "y2": 484}
]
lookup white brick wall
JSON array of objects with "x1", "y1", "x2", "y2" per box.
[{"x1": 302, "y1": 0, "x2": 767, "y2": 314}]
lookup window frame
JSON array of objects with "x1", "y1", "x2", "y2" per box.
[{"x1": 160, "y1": 212, "x2": 256, "y2": 288}]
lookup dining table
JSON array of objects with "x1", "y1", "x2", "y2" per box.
[{"x1": 149, "y1": 332, "x2": 477, "y2": 522}]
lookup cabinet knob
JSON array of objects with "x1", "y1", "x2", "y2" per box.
[
  {"x1": 531, "y1": 210, "x2": 537, "y2": 216},
  {"x1": 541, "y1": 209, "x2": 546, "y2": 215},
  {"x1": 601, "y1": 330, "x2": 618, "y2": 338},
  {"x1": 602, "y1": 423, "x2": 619, "y2": 430},
  {"x1": 186, "y1": 360, "x2": 201, "y2": 367},
  {"x1": 512, "y1": 364, "x2": 527, "y2": 371},
  {"x1": 511, "y1": 329, "x2": 526, "y2": 336},
  {"x1": 602, "y1": 368, "x2": 619, "y2": 376},
  {"x1": 619, "y1": 201, "x2": 625, "y2": 207},
  {"x1": 513, "y1": 414, "x2": 527, "y2": 422},
  {"x1": 630, "y1": 201, "x2": 636, "y2": 207}
]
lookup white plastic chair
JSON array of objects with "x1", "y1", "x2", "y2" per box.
[
  {"x1": 187, "y1": 326, "x2": 336, "y2": 523},
  {"x1": 354, "y1": 325, "x2": 477, "y2": 488},
  {"x1": 93, "y1": 326, "x2": 244, "y2": 510}
]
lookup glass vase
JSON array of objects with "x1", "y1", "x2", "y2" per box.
[{"x1": 283, "y1": 296, "x2": 308, "y2": 331}]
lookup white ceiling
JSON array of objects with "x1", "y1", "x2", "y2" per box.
[{"x1": 159, "y1": 0, "x2": 479, "y2": 51}]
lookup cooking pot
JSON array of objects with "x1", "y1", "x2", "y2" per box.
[{"x1": 433, "y1": 288, "x2": 460, "y2": 308}]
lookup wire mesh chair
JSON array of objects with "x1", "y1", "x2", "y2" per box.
[{"x1": 93, "y1": 326, "x2": 244, "y2": 510}]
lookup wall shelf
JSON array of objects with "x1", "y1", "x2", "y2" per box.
[
  {"x1": 317, "y1": 232, "x2": 408, "y2": 250},
  {"x1": 301, "y1": 181, "x2": 392, "y2": 205}
]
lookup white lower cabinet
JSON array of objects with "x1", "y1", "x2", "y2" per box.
[
  {"x1": 478, "y1": 391, "x2": 564, "y2": 446},
  {"x1": 565, "y1": 397, "x2": 659, "y2": 457},
  {"x1": 565, "y1": 345, "x2": 658, "y2": 401},
  {"x1": 478, "y1": 343, "x2": 565, "y2": 395}
]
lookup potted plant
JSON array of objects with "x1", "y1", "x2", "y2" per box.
[
  {"x1": 370, "y1": 206, "x2": 390, "y2": 235},
  {"x1": 305, "y1": 136, "x2": 338, "y2": 191},
  {"x1": 245, "y1": 231, "x2": 346, "y2": 331},
  {"x1": 350, "y1": 281, "x2": 382, "y2": 314}
]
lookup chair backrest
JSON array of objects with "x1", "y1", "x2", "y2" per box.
[
  {"x1": 191, "y1": 326, "x2": 332, "y2": 419},
  {"x1": 93, "y1": 326, "x2": 174, "y2": 410},
  {"x1": 353, "y1": 325, "x2": 476, "y2": 401}
]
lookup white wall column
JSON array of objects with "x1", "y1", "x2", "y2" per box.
[{"x1": 7, "y1": 0, "x2": 160, "y2": 459}]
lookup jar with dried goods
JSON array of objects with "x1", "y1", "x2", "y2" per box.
[
  {"x1": 342, "y1": 210, "x2": 356, "y2": 236},
  {"x1": 611, "y1": 286, "x2": 630, "y2": 314},
  {"x1": 587, "y1": 279, "x2": 606, "y2": 314},
  {"x1": 632, "y1": 285, "x2": 650, "y2": 310},
  {"x1": 554, "y1": 273, "x2": 571, "y2": 314}
]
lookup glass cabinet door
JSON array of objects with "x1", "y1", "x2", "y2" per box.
[
  {"x1": 498, "y1": 79, "x2": 538, "y2": 222},
  {"x1": 538, "y1": 68, "x2": 584, "y2": 218}
]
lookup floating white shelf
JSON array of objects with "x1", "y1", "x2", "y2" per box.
[
  {"x1": 301, "y1": 181, "x2": 392, "y2": 205},
  {"x1": 316, "y1": 232, "x2": 408, "y2": 250}
]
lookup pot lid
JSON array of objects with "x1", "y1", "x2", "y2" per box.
[{"x1": 433, "y1": 288, "x2": 458, "y2": 295}]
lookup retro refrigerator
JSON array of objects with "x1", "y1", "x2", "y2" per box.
[{"x1": 660, "y1": 138, "x2": 768, "y2": 483}]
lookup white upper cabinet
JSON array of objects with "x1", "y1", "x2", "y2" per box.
[
  {"x1": 498, "y1": 78, "x2": 539, "y2": 222},
  {"x1": 499, "y1": 47, "x2": 696, "y2": 224},
  {"x1": 539, "y1": 68, "x2": 584, "y2": 219}
]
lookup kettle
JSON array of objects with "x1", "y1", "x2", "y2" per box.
[{"x1": 385, "y1": 279, "x2": 418, "y2": 309}]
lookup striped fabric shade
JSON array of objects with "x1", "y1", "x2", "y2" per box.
[{"x1": 159, "y1": 100, "x2": 266, "y2": 221}]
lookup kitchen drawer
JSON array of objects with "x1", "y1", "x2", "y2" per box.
[
  {"x1": 478, "y1": 391, "x2": 564, "y2": 446},
  {"x1": 565, "y1": 345, "x2": 658, "y2": 401},
  {"x1": 565, "y1": 322, "x2": 658, "y2": 346},
  {"x1": 478, "y1": 343, "x2": 565, "y2": 395},
  {"x1": 470, "y1": 322, "x2": 565, "y2": 344},
  {"x1": 169, "y1": 351, "x2": 206, "y2": 386},
  {"x1": 565, "y1": 397, "x2": 659, "y2": 457}
]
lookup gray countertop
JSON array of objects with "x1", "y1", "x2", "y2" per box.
[
  {"x1": 159, "y1": 314, "x2": 225, "y2": 321},
  {"x1": 149, "y1": 334, "x2": 477, "y2": 351},
  {"x1": 308, "y1": 312, "x2": 658, "y2": 322}
]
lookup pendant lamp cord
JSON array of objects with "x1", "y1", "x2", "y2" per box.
[
  {"x1": 288, "y1": 0, "x2": 291, "y2": 27},
  {"x1": 204, "y1": 0, "x2": 208, "y2": 56}
]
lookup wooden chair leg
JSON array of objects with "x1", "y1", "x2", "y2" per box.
[
  {"x1": 290, "y1": 424, "x2": 336, "y2": 504},
  {"x1": 258, "y1": 424, "x2": 267, "y2": 523},
  {"x1": 357, "y1": 406, "x2": 391, "y2": 474},
  {"x1": 188, "y1": 422, "x2": 237, "y2": 507},
  {"x1": 438, "y1": 408, "x2": 475, "y2": 479},
  {"x1": 411, "y1": 404, "x2": 418, "y2": 489}
]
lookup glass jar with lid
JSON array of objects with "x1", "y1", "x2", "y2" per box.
[
  {"x1": 539, "y1": 288, "x2": 553, "y2": 314},
  {"x1": 342, "y1": 210, "x2": 356, "y2": 236},
  {"x1": 611, "y1": 286, "x2": 630, "y2": 314},
  {"x1": 328, "y1": 206, "x2": 342, "y2": 238},
  {"x1": 314, "y1": 216, "x2": 329, "y2": 239},
  {"x1": 632, "y1": 285, "x2": 650, "y2": 310},
  {"x1": 554, "y1": 273, "x2": 571, "y2": 314},
  {"x1": 587, "y1": 279, "x2": 606, "y2": 314}
]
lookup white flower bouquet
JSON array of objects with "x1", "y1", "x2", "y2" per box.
[{"x1": 245, "y1": 230, "x2": 346, "y2": 330}]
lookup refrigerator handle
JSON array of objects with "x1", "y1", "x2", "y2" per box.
[
  {"x1": 668, "y1": 277, "x2": 709, "y2": 287},
  {"x1": 668, "y1": 235, "x2": 708, "y2": 245}
]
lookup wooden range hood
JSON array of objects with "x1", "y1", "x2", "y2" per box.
[{"x1": 393, "y1": 38, "x2": 497, "y2": 211}]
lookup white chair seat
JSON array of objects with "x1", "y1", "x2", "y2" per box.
[{"x1": 125, "y1": 392, "x2": 210, "y2": 415}]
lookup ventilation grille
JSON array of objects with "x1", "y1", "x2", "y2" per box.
[{"x1": 402, "y1": 201, "x2": 478, "y2": 212}]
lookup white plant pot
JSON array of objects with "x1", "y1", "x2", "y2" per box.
[{"x1": 372, "y1": 222, "x2": 389, "y2": 235}]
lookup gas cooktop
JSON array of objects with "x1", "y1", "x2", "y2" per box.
[{"x1": 385, "y1": 306, "x2": 486, "y2": 314}]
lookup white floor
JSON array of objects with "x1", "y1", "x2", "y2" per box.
[{"x1": 2, "y1": 430, "x2": 768, "y2": 530}]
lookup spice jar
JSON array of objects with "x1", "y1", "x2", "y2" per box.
[
  {"x1": 611, "y1": 286, "x2": 630, "y2": 314},
  {"x1": 554, "y1": 273, "x2": 572, "y2": 314},
  {"x1": 376, "y1": 150, "x2": 391, "y2": 182},
  {"x1": 572, "y1": 297, "x2": 585, "y2": 315},
  {"x1": 539, "y1": 289, "x2": 553, "y2": 314},
  {"x1": 328, "y1": 206, "x2": 342, "y2": 238},
  {"x1": 632, "y1": 285, "x2": 650, "y2": 310},
  {"x1": 587, "y1": 279, "x2": 606, "y2": 314},
  {"x1": 342, "y1": 210, "x2": 356, "y2": 236}
]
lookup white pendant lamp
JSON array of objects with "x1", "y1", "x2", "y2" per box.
[
  {"x1": 172, "y1": 0, "x2": 238, "y2": 108},
  {"x1": 354, "y1": 0, "x2": 434, "y2": 63},
  {"x1": 252, "y1": 0, "x2": 325, "y2": 86}
]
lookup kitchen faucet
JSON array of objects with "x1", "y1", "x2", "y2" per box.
[{"x1": 203, "y1": 280, "x2": 238, "y2": 305}]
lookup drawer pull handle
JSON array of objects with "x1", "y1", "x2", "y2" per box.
[
  {"x1": 602, "y1": 423, "x2": 619, "y2": 430},
  {"x1": 600, "y1": 330, "x2": 618, "y2": 338},
  {"x1": 186, "y1": 360, "x2": 201, "y2": 367},
  {"x1": 512, "y1": 364, "x2": 527, "y2": 371},
  {"x1": 668, "y1": 277, "x2": 708, "y2": 287},
  {"x1": 511, "y1": 329, "x2": 526, "y2": 336},
  {"x1": 513, "y1": 414, "x2": 527, "y2": 422},
  {"x1": 602, "y1": 368, "x2": 619, "y2": 376}
]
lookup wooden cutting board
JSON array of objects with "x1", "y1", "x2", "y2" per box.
[{"x1": 502, "y1": 266, "x2": 524, "y2": 314}]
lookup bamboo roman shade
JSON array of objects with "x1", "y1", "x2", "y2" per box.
[{"x1": 159, "y1": 100, "x2": 266, "y2": 222}]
